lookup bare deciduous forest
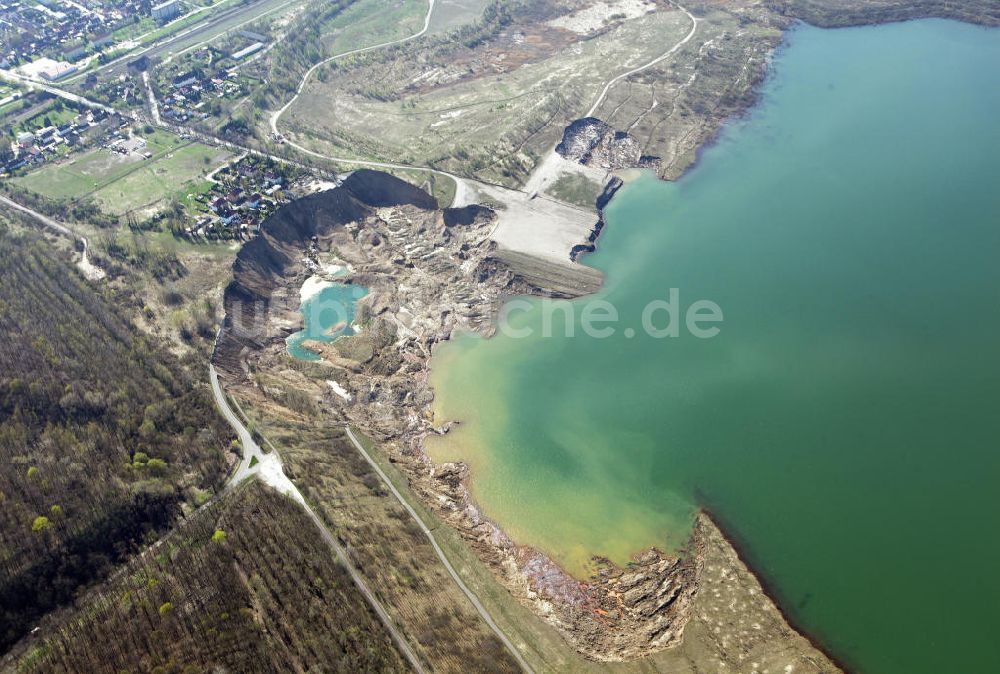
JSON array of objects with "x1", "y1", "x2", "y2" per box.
[
  {"x1": 0, "y1": 224, "x2": 233, "y2": 652},
  {"x1": 4, "y1": 482, "x2": 408, "y2": 673}
]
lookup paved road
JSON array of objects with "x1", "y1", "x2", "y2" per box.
[
  {"x1": 208, "y1": 365, "x2": 428, "y2": 673},
  {"x1": 209, "y1": 365, "x2": 266, "y2": 488},
  {"x1": 344, "y1": 426, "x2": 534, "y2": 673}
]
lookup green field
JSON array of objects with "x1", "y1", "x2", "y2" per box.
[
  {"x1": 93, "y1": 145, "x2": 231, "y2": 215},
  {"x1": 425, "y1": 0, "x2": 490, "y2": 34},
  {"x1": 0, "y1": 98, "x2": 24, "y2": 118},
  {"x1": 547, "y1": 172, "x2": 602, "y2": 209},
  {"x1": 13, "y1": 131, "x2": 230, "y2": 216},
  {"x1": 319, "y1": 0, "x2": 427, "y2": 55}
]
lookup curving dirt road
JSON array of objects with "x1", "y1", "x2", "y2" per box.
[
  {"x1": 0, "y1": 194, "x2": 105, "y2": 280},
  {"x1": 266, "y1": 0, "x2": 474, "y2": 207},
  {"x1": 268, "y1": 0, "x2": 436, "y2": 138},
  {"x1": 344, "y1": 426, "x2": 535, "y2": 674},
  {"x1": 523, "y1": 1, "x2": 698, "y2": 198},
  {"x1": 586, "y1": 1, "x2": 699, "y2": 118}
]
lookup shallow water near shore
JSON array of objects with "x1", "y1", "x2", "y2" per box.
[{"x1": 428, "y1": 19, "x2": 1000, "y2": 673}]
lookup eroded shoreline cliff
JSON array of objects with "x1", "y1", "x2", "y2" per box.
[{"x1": 213, "y1": 169, "x2": 840, "y2": 668}]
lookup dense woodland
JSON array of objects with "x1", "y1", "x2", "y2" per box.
[
  {"x1": 2, "y1": 482, "x2": 407, "y2": 673},
  {"x1": 0, "y1": 226, "x2": 232, "y2": 653}
]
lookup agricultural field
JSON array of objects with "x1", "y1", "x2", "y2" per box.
[{"x1": 92, "y1": 144, "x2": 231, "y2": 216}]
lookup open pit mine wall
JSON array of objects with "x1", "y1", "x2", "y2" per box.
[{"x1": 214, "y1": 170, "x2": 437, "y2": 377}]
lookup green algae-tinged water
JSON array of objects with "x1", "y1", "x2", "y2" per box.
[{"x1": 428, "y1": 20, "x2": 1000, "y2": 673}]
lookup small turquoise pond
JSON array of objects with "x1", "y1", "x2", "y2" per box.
[{"x1": 286, "y1": 282, "x2": 369, "y2": 361}]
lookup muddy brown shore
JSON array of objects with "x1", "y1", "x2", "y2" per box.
[
  {"x1": 208, "y1": 3, "x2": 1000, "y2": 667},
  {"x1": 213, "y1": 169, "x2": 840, "y2": 668}
]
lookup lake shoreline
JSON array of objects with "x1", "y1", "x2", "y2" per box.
[
  {"x1": 422, "y1": 14, "x2": 1000, "y2": 669},
  {"x1": 698, "y1": 498, "x2": 857, "y2": 673},
  {"x1": 215, "y1": 14, "x2": 999, "y2": 670}
]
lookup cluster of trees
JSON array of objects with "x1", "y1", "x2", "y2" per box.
[
  {"x1": 262, "y1": 0, "x2": 357, "y2": 106},
  {"x1": 0, "y1": 185, "x2": 119, "y2": 229},
  {"x1": 5, "y1": 483, "x2": 408, "y2": 673},
  {"x1": 454, "y1": 0, "x2": 514, "y2": 49},
  {"x1": 97, "y1": 230, "x2": 186, "y2": 282},
  {"x1": 0, "y1": 228, "x2": 231, "y2": 653}
]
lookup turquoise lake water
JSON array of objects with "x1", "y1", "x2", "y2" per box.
[
  {"x1": 428, "y1": 19, "x2": 1000, "y2": 673},
  {"x1": 286, "y1": 282, "x2": 369, "y2": 360}
]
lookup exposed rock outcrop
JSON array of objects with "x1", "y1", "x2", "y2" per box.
[
  {"x1": 214, "y1": 171, "x2": 839, "y2": 668},
  {"x1": 443, "y1": 204, "x2": 495, "y2": 227},
  {"x1": 216, "y1": 170, "x2": 441, "y2": 375},
  {"x1": 556, "y1": 117, "x2": 661, "y2": 171},
  {"x1": 571, "y1": 176, "x2": 623, "y2": 262}
]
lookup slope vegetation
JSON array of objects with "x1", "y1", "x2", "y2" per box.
[
  {"x1": 3, "y1": 482, "x2": 408, "y2": 673},
  {"x1": 0, "y1": 225, "x2": 231, "y2": 652}
]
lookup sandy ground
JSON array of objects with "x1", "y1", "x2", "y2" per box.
[
  {"x1": 326, "y1": 379, "x2": 352, "y2": 400},
  {"x1": 475, "y1": 182, "x2": 598, "y2": 267},
  {"x1": 256, "y1": 452, "x2": 304, "y2": 504},
  {"x1": 76, "y1": 238, "x2": 106, "y2": 281},
  {"x1": 524, "y1": 149, "x2": 609, "y2": 200},
  {"x1": 300, "y1": 275, "x2": 334, "y2": 302},
  {"x1": 548, "y1": 0, "x2": 657, "y2": 35}
]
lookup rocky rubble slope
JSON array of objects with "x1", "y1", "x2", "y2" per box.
[
  {"x1": 556, "y1": 117, "x2": 662, "y2": 171},
  {"x1": 214, "y1": 170, "x2": 839, "y2": 668}
]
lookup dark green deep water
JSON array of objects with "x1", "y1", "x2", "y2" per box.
[{"x1": 427, "y1": 20, "x2": 1000, "y2": 673}]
